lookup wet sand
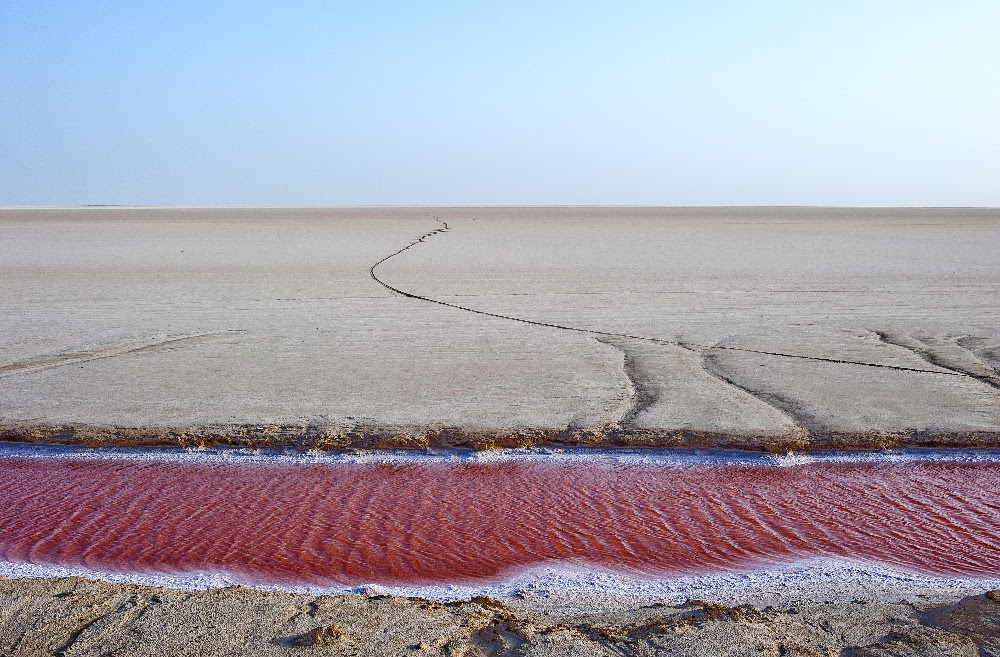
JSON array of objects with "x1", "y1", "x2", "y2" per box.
[{"x1": 1, "y1": 206, "x2": 999, "y2": 450}]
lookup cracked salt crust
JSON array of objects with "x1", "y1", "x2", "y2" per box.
[{"x1": 2, "y1": 207, "x2": 999, "y2": 447}]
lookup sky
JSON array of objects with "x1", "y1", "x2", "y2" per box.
[{"x1": 1, "y1": 1, "x2": 998, "y2": 206}]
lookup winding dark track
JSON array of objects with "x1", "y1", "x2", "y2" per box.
[{"x1": 369, "y1": 218, "x2": 980, "y2": 380}]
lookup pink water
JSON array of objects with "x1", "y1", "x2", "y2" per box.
[{"x1": 1, "y1": 456, "x2": 998, "y2": 586}]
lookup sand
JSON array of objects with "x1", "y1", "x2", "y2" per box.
[
  {"x1": 1, "y1": 206, "x2": 998, "y2": 450},
  {"x1": 1, "y1": 576, "x2": 998, "y2": 656},
  {"x1": 3, "y1": 206, "x2": 1000, "y2": 653}
]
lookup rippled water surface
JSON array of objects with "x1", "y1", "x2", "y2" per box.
[{"x1": 1, "y1": 454, "x2": 998, "y2": 586}]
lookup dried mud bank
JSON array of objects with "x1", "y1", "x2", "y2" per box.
[
  {"x1": 3, "y1": 420, "x2": 1000, "y2": 452},
  {"x1": 1, "y1": 576, "x2": 998, "y2": 657}
]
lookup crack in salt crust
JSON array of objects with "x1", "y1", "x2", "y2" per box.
[
  {"x1": 369, "y1": 218, "x2": 987, "y2": 382},
  {"x1": 873, "y1": 331, "x2": 1000, "y2": 391},
  {"x1": 0, "y1": 331, "x2": 247, "y2": 379}
]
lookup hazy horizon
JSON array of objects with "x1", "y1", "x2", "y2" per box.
[
  {"x1": 6, "y1": 204, "x2": 1000, "y2": 209},
  {"x1": 3, "y1": 1, "x2": 999, "y2": 207}
]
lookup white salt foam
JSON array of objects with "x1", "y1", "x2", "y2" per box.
[
  {"x1": 1, "y1": 557, "x2": 997, "y2": 611},
  {"x1": 2, "y1": 441, "x2": 999, "y2": 468}
]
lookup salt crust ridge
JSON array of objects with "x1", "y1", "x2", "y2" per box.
[
  {"x1": 3, "y1": 441, "x2": 1000, "y2": 467},
  {"x1": 1, "y1": 558, "x2": 998, "y2": 610}
]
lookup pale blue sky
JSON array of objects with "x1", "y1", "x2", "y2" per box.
[{"x1": 2, "y1": 1, "x2": 998, "y2": 206}]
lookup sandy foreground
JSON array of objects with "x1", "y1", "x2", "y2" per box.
[
  {"x1": 1, "y1": 576, "x2": 999, "y2": 656},
  {"x1": 1, "y1": 206, "x2": 998, "y2": 449}
]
